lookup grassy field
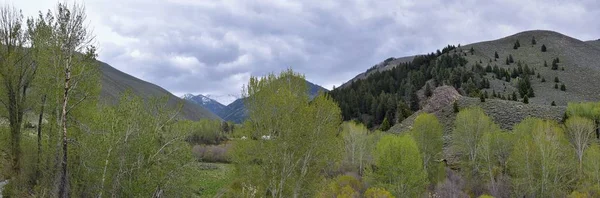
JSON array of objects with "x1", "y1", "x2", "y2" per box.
[{"x1": 192, "y1": 162, "x2": 234, "y2": 197}]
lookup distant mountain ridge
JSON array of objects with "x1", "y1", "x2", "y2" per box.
[
  {"x1": 185, "y1": 80, "x2": 328, "y2": 123},
  {"x1": 182, "y1": 94, "x2": 228, "y2": 118}
]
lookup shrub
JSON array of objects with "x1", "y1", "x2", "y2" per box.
[
  {"x1": 192, "y1": 143, "x2": 233, "y2": 163},
  {"x1": 365, "y1": 187, "x2": 394, "y2": 198}
]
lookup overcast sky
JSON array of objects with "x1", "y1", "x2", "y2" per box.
[{"x1": 9, "y1": 0, "x2": 600, "y2": 104}]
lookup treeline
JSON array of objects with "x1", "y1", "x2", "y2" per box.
[
  {"x1": 0, "y1": 3, "x2": 229, "y2": 197},
  {"x1": 330, "y1": 45, "x2": 539, "y2": 129},
  {"x1": 329, "y1": 46, "x2": 471, "y2": 128}
]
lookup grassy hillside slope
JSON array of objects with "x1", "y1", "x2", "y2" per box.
[{"x1": 99, "y1": 61, "x2": 220, "y2": 120}]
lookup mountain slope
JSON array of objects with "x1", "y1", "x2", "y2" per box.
[
  {"x1": 587, "y1": 39, "x2": 600, "y2": 49},
  {"x1": 190, "y1": 80, "x2": 328, "y2": 123},
  {"x1": 460, "y1": 30, "x2": 600, "y2": 106},
  {"x1": 99, "y1": 61, "x2": 220, "y2": 120},
  {"x1": 340, "y1": 55, "x2": 416, "y2": 88},
  {"x1": 182, "y1": 94, "x2": 228, "y2": 117}
]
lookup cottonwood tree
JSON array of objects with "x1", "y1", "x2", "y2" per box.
[
  {"x1": 583, "y1": 144, "x2": 600, "y2": 191},
  {"x1": 232, "y1": 69, "x2": 343, "y2": 197},
  {"x1": 410, "y1": 113, "x2": 444, "y2": 185},
  {"x1": 341, "y1": 122, "x2": 369, "y2": 175},
  {"x1": 565, "y1": 116, "x2": 596, "y2": 173},
  {"x1": 0, "y1": 5, "x2": 36, "y2": 175},
  {"x1": 509, "y1": 118, "x2": 575, "y2": 197},
  {"x1": 82, "y1": 93, "x2": 198, "y2": 197},
  {"x1": 567, "y1": 102, "x2": 600, "y2": 138},
  {"x1": 369, "y1": 134, "x2": 427, "y2": 197},
  {"x1": 476, "y1": 130, "x2": 514, "y2": 197},
  {"x1": 27, "y1": 3, "x2": 99, "y2": 197},
  {"x1": 452, "y1": 107, "x2": 498, "y2": 177}
]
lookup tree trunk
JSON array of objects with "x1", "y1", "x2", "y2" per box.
[
  {"x1": 8, "y1": 90, "x2": 23, "y2": 176},
  {"x1": 36, "y1": 94, "x2": 46, "y2": 182},
  {"x1": 58, "y1": 60, "x2": 71, "y2": 198}
]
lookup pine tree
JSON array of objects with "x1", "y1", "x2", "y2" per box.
[
  {"x1": 513, "y1": 40, "x2": 520, "y2": 49},
  {"x1": 470, "y1": 47, "x2": 475, "y2": 55},
  {"x1": 541, "y1": 44, "x2": 547, "y2": 52},
  {"x1": 537, "y1": 73, "x2": 541, "y2": 78},
  {"x1": 380, "y1": 116, "x2": 391, "y2": 131},
  {"x1": 541, "y1": 77, "x2": 546, "y2": 82},
  {"x1": 532, "y1": 36, "x2": 537, "y2": 45},
  {"x1": 554, "y1": 77, "x2": 560, "y2": 83},
  {"x1": 544, "y1": 60, "x2": 548, "y2": 67},
  {"x1": 506, "y1": 57, "x2": 510, "y2": 65},
  {"x1": 424, "y1": 83, "x2": 432, "y2": 97},
  {"x1": 480, "y1": 93, "x2": 486, "y2": 102},
  {"x1": 554, "y1": 83, "x2": 559, "y2": 89},
  {"x1": 495, "y1": 51, "x2": 499, "y2": 59},
  {"x1": 512, "y1": 91, "x2": 518, "y2": 101},
  {"x1": 509, "y1": 54, "x2": 514, "y2": 63},
  {"x1": 523, "y1": 95, "x2": 529, "y2": 104},
  {"x1": 551, "y1": 101, "x2": 556, "y2": 106},
  {"x1": 561, "y1": 83, "x2": 566, "y2": 91},
  {"x1": 453, "y1": 101, "x2": 459, "y2": 113}
]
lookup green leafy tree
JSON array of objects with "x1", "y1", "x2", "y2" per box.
[
  {"x1": 83, "y1": 93, "x2": 199, "y2": 197},
  {"x1": 341, "y1": 122, "x2": 369, "y2": 175},
  {"x1": 380, "y1": 116, "x2": 391, "y2": 131},
  {"x1": 410, "y1": 113, "x2": 445, "y2": 185},
  {"x1": 509, "y1": 118, "x2": 575, "y2": 197},
  {"x1": 477, "y1": 130, "x2": 514, "y2": 196},
  {"x1": 565, "y1": 116, "x2": 596, "y2": 173},
  {"x1": 452, "y1": 107, "x2": 498, "y2": 177},
  {"x1": 232, "y1": 69, "x2": 343, "y2": 197},
  {"x1": 583, "y1": 144, "x2": 600, "y2": 190},
  {"x1": 369, "y1": 134, "x2": 427, "y2": 197},
  {"x1": 0, "y1": 5, "x2": 36, "y2": 175},
  {"x1": 566, "y1": 102, "x2": 600, "y2": 139}
]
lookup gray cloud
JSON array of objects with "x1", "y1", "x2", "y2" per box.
[{"x1": 14, "y1": 0, "x2": 600, "y2": 104}]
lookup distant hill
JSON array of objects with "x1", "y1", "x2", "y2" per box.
[
  {"x1": 99, "y1": 61, "x2": 220, "y2": 120},
  {"x1": 339, "y1": 55, "x2": 416, "y2": 88},
  {"x1": 185, "y1": 80, "x2": 327, "y2": 123},
  {"x1": 457, "y1": 30, "x2": 600, "y2": 106},
  {"x1": 333, "y1": 30, "x2": 600, "y2": 130},
  {"x1": 182, "y1": 94, "x2": 228, "y2": 118}
]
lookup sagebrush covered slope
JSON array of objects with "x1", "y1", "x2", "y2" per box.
[{"x1": 460, "y1": 30, "x2": 600, "y2": 106}]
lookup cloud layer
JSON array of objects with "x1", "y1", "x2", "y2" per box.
[{"x1": 13, "y1": 0, "x2": 600, "y2": 104}]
